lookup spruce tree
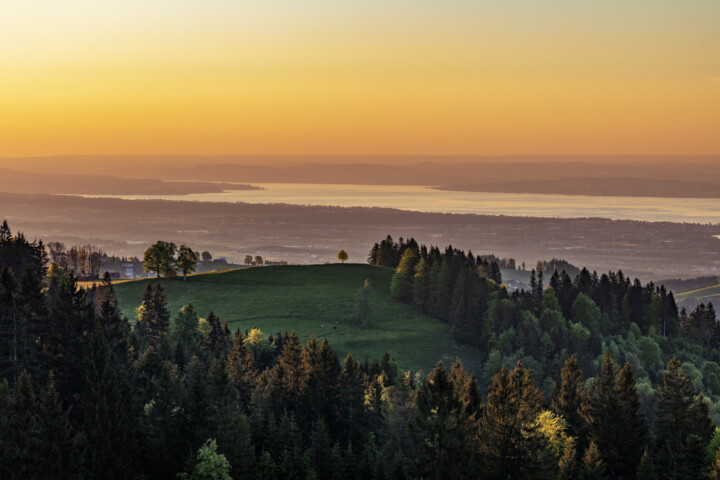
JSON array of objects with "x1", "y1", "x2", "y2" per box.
[
  {"x1": 274, "y1": 331, "x2": 306, "y2": 413},
  {"x1": 299, "y1": 334, "x2": 328, "y2": 424},
  {"x1": 339, "y1": 353, "x2": 365, "y2": 454},
  {"x1": 309, "y1": 418, "x2": 332, "y2": 480},
  {"x1": 82, "y1": 323, "x2": 137, "y2": 478},
  {"x1": 45, "y1": 272, "x2": 95, "y2": 412},
  {"x1": 184, "y1": 355, "x2": 210, "y2": 450},
  {"x1": 226, "y1": 330, "x2": 257, "y2": 410},
  {"x1": 207, "y1": 358, "x2": 241, "y2": 452},
  {"x1": 558, "y1": 440, "x2": 578, "y2": 480},
  {"x1": 479, "y1": 362, "x2": 551, "y2": 479},
  {"x1": 15, "y1": 267, "x2": 47, "y2": 382},
  {"x1": 143, "y1": 360, "x2": 188, "y2": 478},
  {"x1": 581, "y1": 351, "x2": 648, "y2": 479},
  {"x1": 552, "y1": 355, "x2": 586, "y2": 445},
  {"x1": 390, "y1": 248, "x2": 417, "y2": 303},
  {"x1": 0, "y1": 267, "x2": 18, "y2": 384},
  {"x1": 450, "y1": 357, "x2": 481, "y2": 418},
  {"x1": 172, "y1": 304, "x2": 200, "y2": 358},
  {"x1": 614, "y1": 363, "x2": 649, "y2": 478},
  {"x1": 635, "y1": 448, "x2": 657, "y2": 480},
  {"x1": 411, "y1": 361, "x2": 474, "y2": 479},
  {"x1": 36, "y1": 373, "x2": 88, "y2": 479},
  {"x1": 204, "y1": 310, "x2": 231, "y2": 358},
  {"x1": 579, "y1": 441, "x2": 608, "y2": 480},
  {"x1": 411, "y1": 257, "x2": 431, "y2": 313},
  {"x1": 136, "y1": 282, "x2": 171, "y2": 343},
  {"x1": 5, "y1": 371, "x2": 38, "y2": 479},
  {"x1": 655, "y1": 357, "x2": 714, "y2": 479}
]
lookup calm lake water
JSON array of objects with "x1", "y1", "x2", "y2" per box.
[{"x1": 81, "y1": 183, "x2": 720, "y2": 225}]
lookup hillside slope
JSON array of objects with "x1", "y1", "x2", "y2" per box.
[{"x1": 113, "y1": 264, "x2": 484, "y2": 372}]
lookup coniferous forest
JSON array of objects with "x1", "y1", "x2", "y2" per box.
[{"x1": 3, "y1": 222, "x2": 720, "y2": 479}]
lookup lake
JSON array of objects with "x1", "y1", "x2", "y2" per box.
[{"x1": 78, "y1": 183, "x2": 720, "y2": 225}]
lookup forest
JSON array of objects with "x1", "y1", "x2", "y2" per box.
[{"x1": 2, "y1": 222, "x2": 720, "y2": 479}]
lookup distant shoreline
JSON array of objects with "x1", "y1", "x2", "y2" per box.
[
  {"x1": 432, "y1": 176, "x2": 720, "y2": 199},
  {"x1": 60, "y1": 182, "x2": 720, "y2": 226}
]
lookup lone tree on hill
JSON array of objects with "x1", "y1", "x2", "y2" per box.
[
  {"x1": 338, "y1": 250, "x2": 349, "y2": 264},
  {"x1": 143, "y1": 240, "x2": 177, "y2": 278},
  {"x1": 201, "y1": 251, "x2": 212, "y2": 262},
  {"x1": 254, "y1": 255, "x2": 263, "y2": 266},
  {"x1": 176, "y1": 245, "x2": 198, "y2": 281},
  {"x1": 244, "y1": 255, "x2": 253, "y2": 265}
]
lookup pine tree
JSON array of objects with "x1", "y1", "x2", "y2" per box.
[
  {"x1": 579, "y1": 441, "x2": 608, "y2": 480},
  {"x1": 45, "y1": 272, "x2": 95, "y2": 412},
  {"x1": 655, "y1": 357, "x2": 714, "y2": 479},
  {"x1": 226, "y1": 330, "x2": 257, "y2": 410},
  {"x1": 5, "y1": 371, "x2": 38, "y2": 479},
  {"x1": 309, "y1": 418, "x2": 332, "y2": 480},
  {"x1": 558, "y1": 440, "x2": 578, "y2": 480},
  {"x1": 614, "y1": 363, "x2": 649, "y2": 477},
  {"x1": 15, "y1": 267, "x2": 48, "y2": 382},
  {"x1": 479, "y1": 362, "x2": 551, "y2": 479},
  {"x1": 635, "y1": 448, "x2": 657, "y2": 480},
  {"x1": 143, "y1": 360, "x2": 188, "y2": 478},
  {"x1": 339, "y1": 353, "x2": 365, "y2": 454},
  {"x1": 184, "y1": 355, "x2": 210, "y2": 450},
  {"x1": 329, "y1": 442, "x2": 345, "y2": 480},
  {"x1": 0, "y1": 266, "x2": 18, "y2": 384},
  {"x1": 222, "y1": 414, "x2": 256, "y2": 480},
  {"x1": 0, "y1": 378, "x2": 12, "y2": 477},
  {"x1": 489, "y1": 261, "x2": 502, "y2": 285},
  {"x1": 581, "y1": 351, "x2": 648, "y2": 479},
  {"x1": 82, "y1": 323, "x2": 137, "y2": 478},
  {"x1": 136, "y1": 282, "x2": 171, "y2": 343},
  {"x1": 172, "y1": 304, "x2": 200, "y2": 358},
  {"x1": 207, "y1": 358, "x2": 240, "y2": 451},
  {"x1": 390, "y1": 249, "x2": 417, "y2": 303},
  {"x1": 450, "y1": 357, "x2": 481, "y2": 418},
  {"x1": 274, "y1": 331, "x2": 307, "y2": 413},
  {"x1": 552, "y1": 355, "x2": 586, "y2": 444},
  {"x1": 36, "y1": 373, "x2": 88, "y2": 479},
  {"x1": 204, "y1": 310, "x2": 231, "y2": 358},
  {"x1": 411, "y1": 361, "x2": 475, "y2": 479},
  {"x1": 257, "y1": 450, "x2": 278, "y2": 480},
  {"x1": 299, "y1": 334, "x2": 327, "y2": 424}
]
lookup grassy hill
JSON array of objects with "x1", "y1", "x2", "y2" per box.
[
  {"x1": 675, "y1": 282, "x2": 720, "y2": 307},
  {"x1": 112, "y1": 264, "x2": 484, "y2": 372}
]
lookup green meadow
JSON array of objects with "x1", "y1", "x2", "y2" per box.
[{"x1": 112, "y1": 264, "x2": 484, "y2": 372}]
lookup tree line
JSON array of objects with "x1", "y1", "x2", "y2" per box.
[
  {"x1": 379, "y1": 236, "x2": 720, "y2": 421},
  {"x1": 2, "y1": 221, "x2": 720, "y2": 479}
]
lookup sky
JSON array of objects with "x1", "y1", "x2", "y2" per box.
[{"x1": 1, "y1": 1, "x2": 719, "y2": 156}]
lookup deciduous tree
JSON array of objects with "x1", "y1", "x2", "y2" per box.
[
  {"x1": 177, "y1": 245, "x2": 198, "y2": 280},
  {"x1": 143, "y1": 241, "x2": 177, "y2": 278}
]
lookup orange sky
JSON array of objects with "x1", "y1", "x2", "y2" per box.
[{"x1": 1, "y1": 1, "x2": 719, "y2": 156}]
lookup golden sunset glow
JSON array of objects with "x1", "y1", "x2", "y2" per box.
[{"x1": 2, "y1": 1, "x2": 719, "y2": 155}]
